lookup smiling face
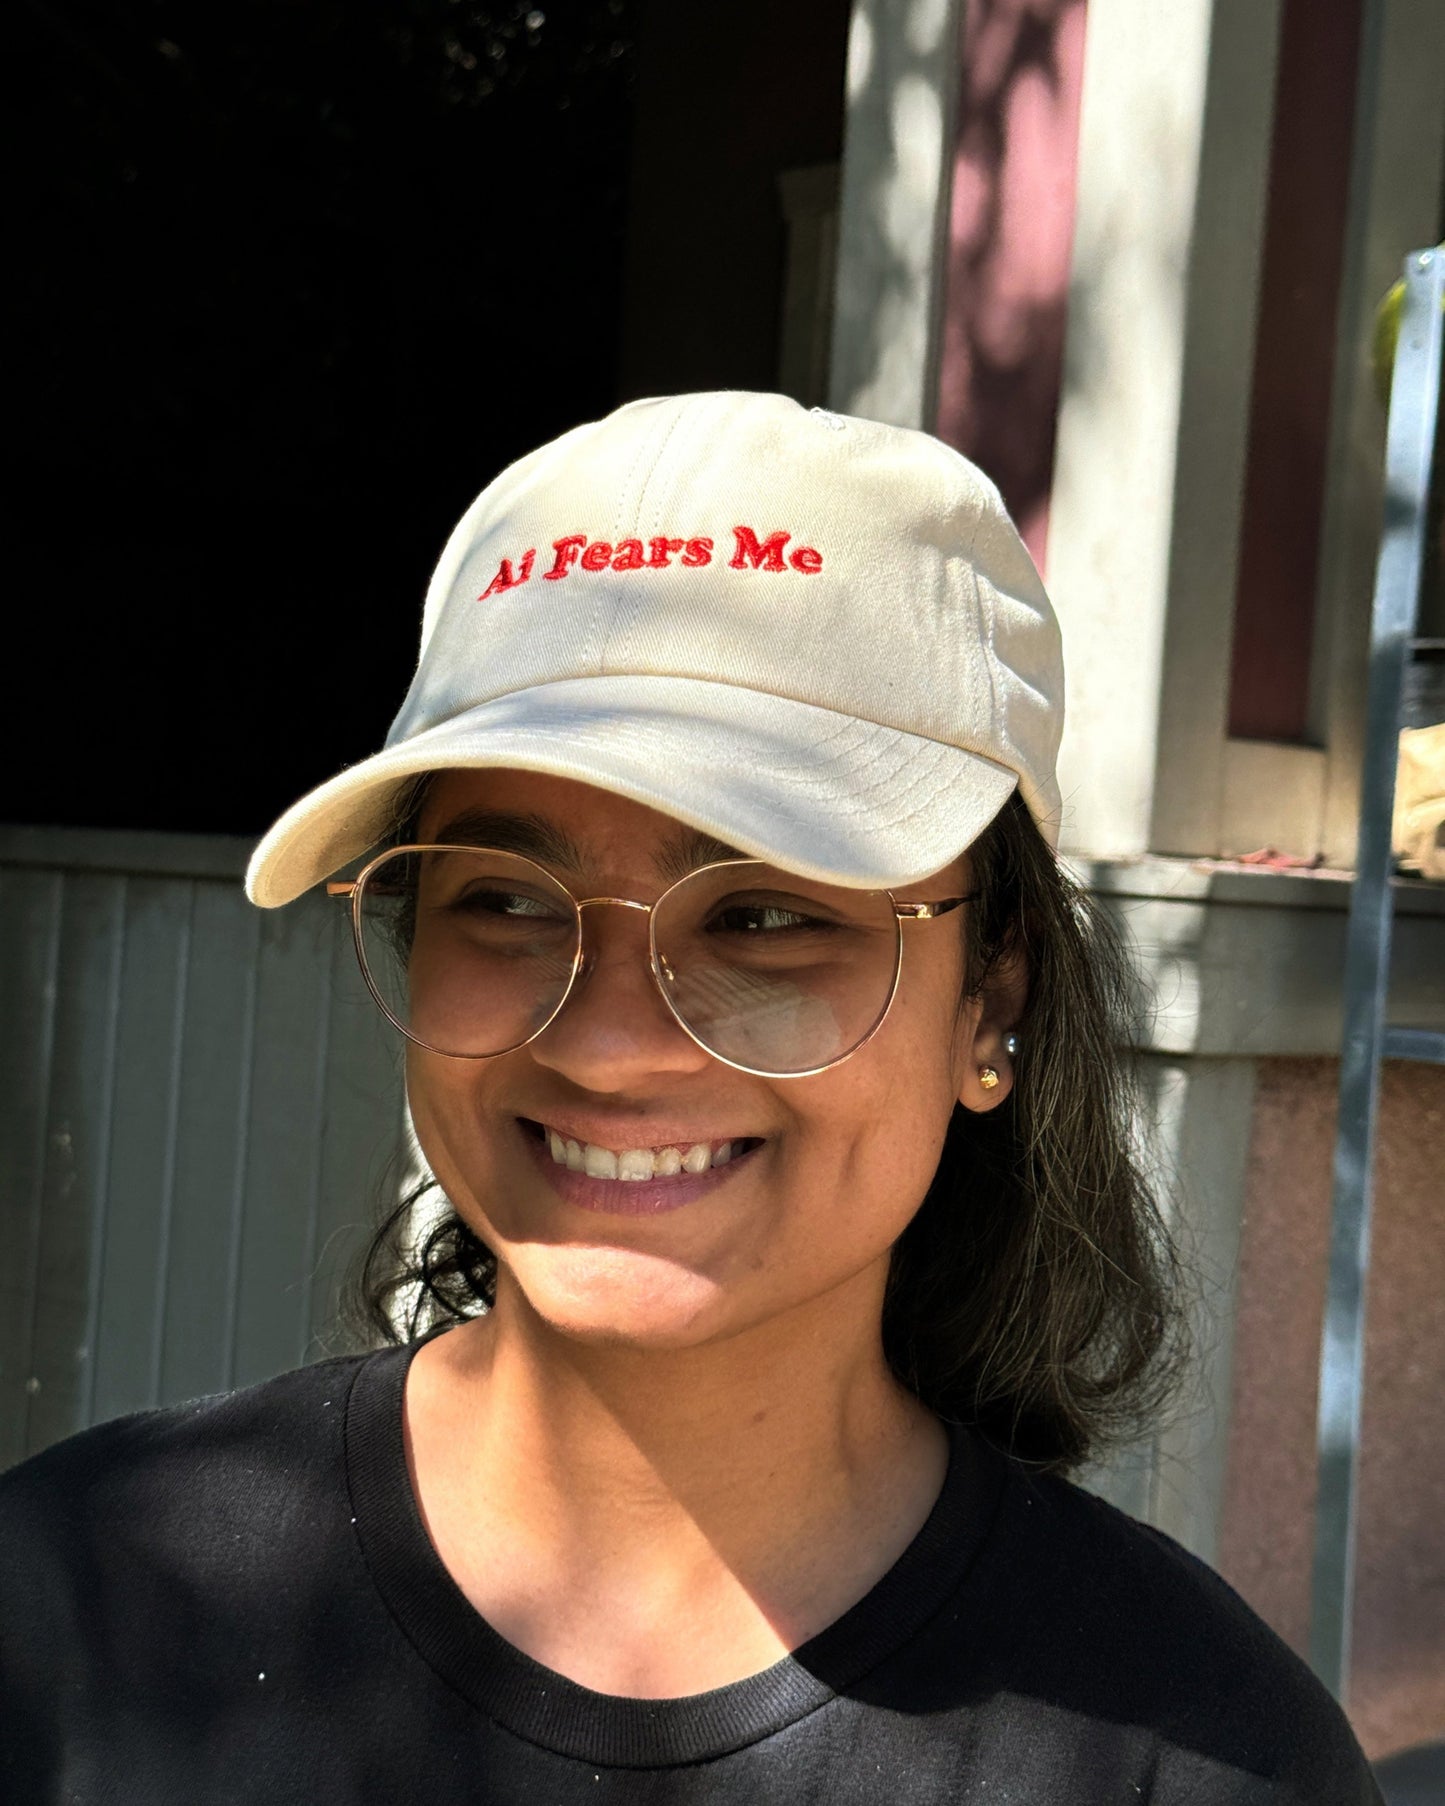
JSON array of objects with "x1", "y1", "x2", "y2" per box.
[{"x1": 405, "y1": 768, "x2": 1011, "y2": 1354}]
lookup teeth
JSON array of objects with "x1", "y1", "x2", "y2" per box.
[
  {"x1": 540, "y1": 1127, "x2": 744, "y2": 1179},
  {"x1": 584, "y1": 1145, "x2": 619, "y2": 1179}
]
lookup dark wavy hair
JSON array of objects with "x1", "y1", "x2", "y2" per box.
[{"x1": 345, "y1": 784, "x2": 1185, "y2": 1474}]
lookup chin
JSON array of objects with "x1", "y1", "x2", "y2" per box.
[{"x1": 500, "y1": 1244, "x2": 738, "y2": 1351}]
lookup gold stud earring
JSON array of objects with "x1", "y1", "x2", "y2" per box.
[{"x1": 979, "y1": 1066, "x2": 999, "y2": 1090}]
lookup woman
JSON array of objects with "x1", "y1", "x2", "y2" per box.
[{"x1": 2, "y1": 393, "x2": 1380, "y2": 1801}]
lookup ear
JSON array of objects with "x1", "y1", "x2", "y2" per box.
[{"x1": 956, "y1": 945, "x2": 1028, "y2": 1114}]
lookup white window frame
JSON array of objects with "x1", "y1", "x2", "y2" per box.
[{"x1": 1049, "y1": 0, "x2": 1444, "y2": 866}]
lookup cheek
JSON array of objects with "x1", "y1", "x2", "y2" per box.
[
  {"x1": 853, "y1": 974, "x2": 970, "y2": 1190},
  {"x1": 792, "y1": 1021, "x2": 966, "y2": 1265},
  {"x1": 404, "y1": 1050, "x2": 502, "y2": 1220},
  {"x1": 888, "y1": 943, "x2": 975, "y2": 1107}
]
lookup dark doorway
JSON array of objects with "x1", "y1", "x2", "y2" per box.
[
  {"x1": 12, "y1": 0, "x2": 852, "y2": 838},
  {"x1": 14, "y1": 2, "x2": 639, "y2": 835}
]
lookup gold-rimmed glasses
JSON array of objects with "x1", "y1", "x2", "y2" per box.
[{"x1": 328, "y1": 845, "x2": 975, "y2": 1079}]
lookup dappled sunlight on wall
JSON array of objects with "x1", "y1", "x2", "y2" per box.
[{"x1": 936, "y1": 0, "x2": 1087, "y2": 569}]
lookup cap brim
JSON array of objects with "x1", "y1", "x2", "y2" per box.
[{"x1": 245, "y1": 676, "x2": 1036, "y2": 906}]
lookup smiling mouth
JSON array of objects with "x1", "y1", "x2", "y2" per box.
[{"x1": 519, "y1": 1119, "x2": 763, "y2": 1182}]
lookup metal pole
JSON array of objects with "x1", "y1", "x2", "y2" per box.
[{"x1": 1310, "y1": 247, "x2": 1443, "y2": 1698}]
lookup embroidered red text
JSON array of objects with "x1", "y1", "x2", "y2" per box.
[
  {"x1": 477, "y1": 529, "x2": 821, "y2": 600},
  {"x1": 479, "y1": 548, "x2": 537, "y2": 599},
  {"x1": 728, "y1": 527, "x2": 823, "y2": 574}
]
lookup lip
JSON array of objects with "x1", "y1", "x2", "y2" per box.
[
  {"x1": 516, "y1": 1117, "x2": 763, "y2": 1217},
  {"x1": 526, "y1": 1114, "x2": 757, "y2": 1154}
]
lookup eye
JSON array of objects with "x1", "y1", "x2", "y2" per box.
[
  {"x1": 708, "y1": 900, "x2": 836, "y2": 934},
  {"x1": 453, "y1": 885, "x2": 568, "y2": 921}
]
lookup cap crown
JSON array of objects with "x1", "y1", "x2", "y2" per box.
[{"x1": 389, "y1": 392, "x2": 1062, "y2": 834}]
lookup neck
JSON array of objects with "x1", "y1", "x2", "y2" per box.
[
  {"x1": 512, "y1": 1265, "x2": 912, "y2": 1501},
  {"x1": 403, "y1": 1262, "x2": 949, "y2": 1693}
]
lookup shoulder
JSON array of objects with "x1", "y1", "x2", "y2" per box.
[
  {"x1": 969, "y1": 1458, "x2": 1380, "y2": 1802},
  {"x1": 998, "y1": 1465, "x2": 1303, "y2": 1677},
  {"x1": 0, "y1": 1350, "x2": 392, "y2": 1793},
  {"x1": 0, "y1": 1350, "x2": 372, "y2": 1565}
]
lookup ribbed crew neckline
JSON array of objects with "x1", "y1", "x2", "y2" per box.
[{"x1": 343, "y1": 1337, "x2": 1006, "y2": 1769}]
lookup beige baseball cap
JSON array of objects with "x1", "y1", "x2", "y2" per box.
[{"x1": 245, "y1": 391, "x2": 1064, "y2": 908}]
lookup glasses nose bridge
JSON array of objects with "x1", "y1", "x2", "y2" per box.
[
  {"x1": 563, "y1": 890, "x2": 696, "y2": 1046},
  {"x1": 574, "y1": 894, "x2": 655, "y2": 918},
  {"x1": 571, "y1": 893, "x2": 663, "y2": 986}
]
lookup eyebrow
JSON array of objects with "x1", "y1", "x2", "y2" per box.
[
  {"x1": 426, "y1": 809, "x2": 745, "y2": 879},
  {"x1": 654, "y1": 826, "x2": 747, "y2": 883},
  {"x1": 427, "y1": 809, "x2": 586, "y2": 870}
]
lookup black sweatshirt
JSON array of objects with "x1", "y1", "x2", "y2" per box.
[{"x1": 1, "y1": 1339, "x2": 1382, "y2": 1804}]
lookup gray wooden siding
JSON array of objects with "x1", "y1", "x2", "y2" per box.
[{"x1": 0, "y1": 828, "x2": 406, "y2": 1469}]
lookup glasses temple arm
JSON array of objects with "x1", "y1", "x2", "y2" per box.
[{"x1": 893, "y1": 891, "x2": 979, "y2": 920}]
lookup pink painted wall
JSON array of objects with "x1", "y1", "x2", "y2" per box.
[
  {"x1": 1219, "y1": 1058, "x2": 1445, "y2": 1759},
  {"x1": 935, "y1": 0, "x2": 1088, "y2": 571}
]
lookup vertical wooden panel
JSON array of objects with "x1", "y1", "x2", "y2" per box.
[
  {"x1": 1, "y1": 835, "x2": 410, "y2": 1467},
  {"x1": 219, "y1": 906, "x2": 261, "y2": 1401},
  {"x1": 292, "y1": 924, "x2": 334, "y2": 1366},
  {"x1": 146, "y1": 894, "x2": 192, "y2": 1405},
  {"x1": 229, "y1": 897, "x2": 335, "y2": 1390},
  {"x1": 157, "y1": 885, "x2": 263, "y2": 1402},
  {"x1": 304, "y1": 920, "x2": 409, "y2": 1362},
  {"x1": 0, "y1": 869, "x2": 63, "y2": 1469},
  {"x1": 89, "y1": 879, "x2": 193, "y2": 1426},
  {"x1": 24, "y1": 874, "x2": 126, "y2": 1457}
]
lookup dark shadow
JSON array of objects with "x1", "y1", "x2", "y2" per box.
[{"x1": 12, "y1": 0, "x2": 638, "y2": 838}]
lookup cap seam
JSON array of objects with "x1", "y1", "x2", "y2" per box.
[
  {"x1": 578, "y1": 402, "x2": 683, "y2": 678},
  {"x1": 959, "y1": 497, "x2": 1006, "y2": 747},
  {"x1": 602, "y1": 397, "x2": 700, "y2": 675}
]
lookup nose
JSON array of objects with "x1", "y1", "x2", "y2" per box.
[{"x1": 525, "y1": 897, "x2": 712, "y2": 1087}]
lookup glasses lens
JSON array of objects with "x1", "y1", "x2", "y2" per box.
[
  {"x1": 652, "y1": 865, "x2": 901, "y2": 1075},
  {"x1": 355, "y1": 847, "x2": 579, "y2": 1057}
]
